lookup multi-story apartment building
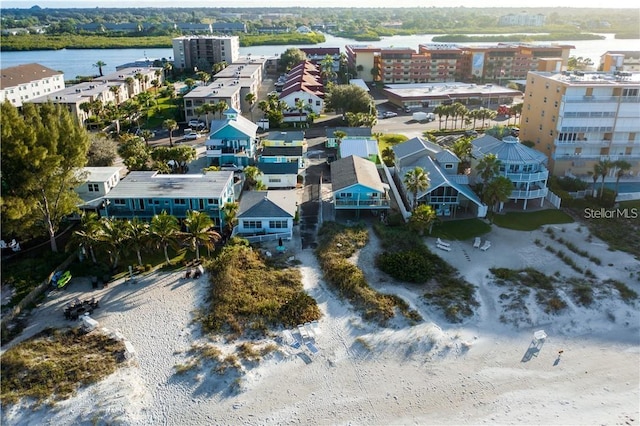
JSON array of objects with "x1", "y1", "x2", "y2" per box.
[
  {"x1": 348, "y1": 43, "x2": 572, "y2": 84},
  {"x1": 172, "y1": 36, "x2": 240, "y2": 71},
  {"x1": 498, "y1": 13, "x2": 546, "y2": 27},
  {"x1": 421, "y1": 43, "x2": 573, "y2": 82},
  {"x1": 519, "y1": 70, "x2": 640, "y2": 177},
  {"x1": 600, "y1": 51, "x2": 640, "y2": 73},
  {"x1": 1, "y1": 63, "x2": 65, "y2": 107}
]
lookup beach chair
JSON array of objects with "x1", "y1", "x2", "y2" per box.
[
  {"x1": 304, "y1": 322, "x2": 316, "y2": 339},
  {"x1": 473, "y1": 237, "x2": 481, "y2": 248},
  {"x1": 437, "y1": 243, "x2": 452, "y2": 252},
  {"x1": 311, "y1": 320, "x2": 321, "y2": 335},
  {"x1": 437, "y1": 238, "x2": 451, "y2": 247},
  {"x1": 283, "y1": 329, "x2": 300, "y2": 349},
  {"x1": 0, "y1": 240, "x2": 7, "y2": 249},
  {"x1": 297, "y1": 324, "x2": 309, "y2": 342},
  {"x1": 306, "y1": 342, "x2": 319, "y2": 354},
  {"x1": 480, "y1": 241, "x2": 491, "y2": 251}
]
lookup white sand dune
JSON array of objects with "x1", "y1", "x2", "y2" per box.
[{"x1": 2, "y1": 222, "x2": 639, "y2": 425}]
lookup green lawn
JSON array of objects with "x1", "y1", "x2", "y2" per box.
[
  {"x1": 144, "y1": 96, "x2": 179, "y2": 129},
  {"x1": 377, "y1": 133, "x2": 409, "y2": 154},
  {"x1": 492, "y1": 209, "x2": 574, "y2": 231},
  {"x1": 430, "y1": 218, "x2": 492, "y2": 240}
]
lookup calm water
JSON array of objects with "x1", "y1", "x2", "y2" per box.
[{"x1": 1, "y1": 33, "x2": 639, "y2": 79}]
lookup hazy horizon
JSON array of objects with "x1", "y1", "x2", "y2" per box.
[{"x1": 2, "y1": 0, "x2": 639, "y2": 8}]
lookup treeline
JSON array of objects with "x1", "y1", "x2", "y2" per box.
[
  {"x1": 432, "y1": 33, "x2": 606, "y2": 43},
  {"x1": 0, "y1": 33, "x2": 325, "y2": 51}
]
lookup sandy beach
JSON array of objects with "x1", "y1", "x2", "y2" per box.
[{"x1": 2, "y1": 221, "x2": 639, "y2": 425}]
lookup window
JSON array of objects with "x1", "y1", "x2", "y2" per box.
[
  {"x1": 339, "y1": 192, "x2": 351, "y2": 198},
  {"x1": 174, "y1": 199, "x2": 186, "y2": 205},
  {"x1": 269, "y1": 178, "x2": 281, "y2": 183},
  {"x1": 114, "y1": 199, "x2": 126, "y2": 205},
  {"x1": 554, "y1": 101, "x2": 558, "y2": 107},
  {"x1": 543, "y1": 97, "x2": 547, "y2": 103},
  {"x1": 243, "y1": 220, "x2": 261, "y2": 229},
  {"x1": 88, "y1": 183, "x2": 99, "y2": 192},
  {"x1": 444, "y1": 164, "x2": 454, "y2": 169},
  {"x1": 269, "y1": 220, "x2": 287, "y2": 229},
  {"x1": 208, "y1": 198, "x2": 218, "y2": 205},
  {"x1": 316, "y1": 100, "x2": 321, "y2": 106},
  {"x1": 541, "y1": 110, "x2": 545, "y2": 117}
]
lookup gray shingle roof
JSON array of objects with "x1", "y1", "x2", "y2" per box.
[
  {"x1": 257, "y1": 162, "x2": 299, "y2": 175},
  {"x1": 238, "y1": 190, "x2": 298, "y2": 218},
  {"x1": 392, "y1": 137, "x2": 442, "y2": 165},
  {"x1": 262, "y1": 146, "x2": 303, "y2": 157},
  {"x1": 331, "y1": 155, "x2": 385, "y2": 192},
  {"x1": 265, "y1": 131, "x2": 305, "y2": 142},
  {"x1": 325, "y1": 127, "x2": 372, "y2": 138}
]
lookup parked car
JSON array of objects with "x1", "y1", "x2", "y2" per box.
[
  {"x1": 382, "y1": 111, "x2": 398, "y2": 118},
  {"x1": 184, "y1": 132, "x2": 201, "y2": 140},
  {"x1": 188, "y1": 120, "x2": 206, "y2": 129},
  {"x1": 220, "y1": 163, "x2": 244, "y2": 172}
]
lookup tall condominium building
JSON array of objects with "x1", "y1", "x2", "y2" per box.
[
  {"x1": 1, "y1": 63, "x2": 65, "y2": 107},
  {"x1": 600, "y1": 51, "x2": 640, "y2": 73},
  {"x1": 346, "y1": 43, "x2": 572, "y2": 84},
  {"x1": 172, "y1": 36, "x2": 240, "y2": 71},
  {"x1": 519, "y1": 70, "x2": 640, "y2": 177}
]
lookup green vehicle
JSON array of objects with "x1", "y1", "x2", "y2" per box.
[{"x1": 51, "y1": 270, "x2": 72, "y2": 289}]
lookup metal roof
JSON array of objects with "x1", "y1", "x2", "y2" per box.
[
  {"x1": 257, "y1": 162, "x2": 299, "y2": 175},
  {"x1": 104, "y1": 171, "x2": 234, "y2": 199},
  {"x1": 472, "y1": 135, "x2": 547, "y2": 164}
]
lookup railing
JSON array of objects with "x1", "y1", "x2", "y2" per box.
[
  {"x1": 510, "y1": 188, "x2": 548, "y2": 199},
  {"x1": 230, "y1": 228, "x2": 292, "y2": 244},
  {"x1": 334, "y1": 199, "x2": 390, "y2": 208},
  {"x1": 504, "y1": 169, "x2": 548, "y2": 182}
]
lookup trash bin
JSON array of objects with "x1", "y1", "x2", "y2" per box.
[{"x1": 91, "y1": 276, "x2": 98, "y2": 289}]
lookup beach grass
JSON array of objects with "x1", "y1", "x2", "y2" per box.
[
  {"x1": 200, "y1": 241, "x2": 321, "y2": 338},
  {"x1": 1, "y1": 328, "x2": 126, "y2": 407},
  {"x1": 492, "y1": 209, "x2": 574, "y2": 231}
]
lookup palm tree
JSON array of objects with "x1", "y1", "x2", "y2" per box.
[
  {"x1": 163, "y1": 62, "x2": 173, "y2": 80},
  {"x1": 381, "y1": 146, "x2": 395, "y2": 167},
  {"x1": 183, "y1": 210, "x2": 220, "y2": 260},
  {"x1": 333, "y1": 130, "x2": 347, "y2": 148},
  {"x1": 126, "y1": 217, "x2": 149, "y2": 266},
  {"x1": 163, "y1": 119, "x2": 178, "y2": 147},
  {"x1": 216, "y1": 100, "x2": 228, "y2": 119},
  {"x1": 433, "y1": 105, "x2": 446, "y2": 130},
  {"x1": 295, "y1": 98, "x2": 306, "y2": 128},
  {"x1": 403, "y1": 166, "x2": 430, "y2": 209},
  {"x1": 70, "y1": 212, "x2": 101, "y2": 263},
  {"x1": 109, "y1": 85, "x2": 121, "y2": 108},
  {"x1": 409, "y1": 204, "x2": 437, "y2": 236},
  {"x1": 596, "y1": 159, "x2": 613, "y2": 199},
  {"x1": 476, "y1": 153, "x2": 501, "y2": 184},
  {"x1": 200, "y1": 103, "x2": 215, "y2": 129},
  {"x1": 221, "y1": 202, "x2": 239, "y2": 238},
  {"x1": 184, "y1": 78, "x2": 197, "y2": 92},
  {"x1": 613, "y1": 160, "x2": 632, "y2": 197},
  {"x1": 196, "y1": 71, "x2": 210, "y2": 86},
  {"x1": 93, "y1": 60, "x2": 107, "y2": 77},
  {"x1": 483, "y1": 176, "x2": 513, "y2": 221},
  {"x1": 98, "y1": 217, "x2": 129, "y2": 269},
  {"x1": 244, "y1": 92, "x2": 257, "y2": 122},
  {"x1": 140, "y1": 129, "x2": 154, "y2": 147},
  {"x1": 243, "y1": 165, "x2": 262, "y2": 190},
  {"x1": 150, "y1": 211, "x2": 181, "y2": 265}
]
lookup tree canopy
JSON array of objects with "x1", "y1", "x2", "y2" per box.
[
  {"x1": 324, "y1": 84, "x2": 375, "y2": 118},
  {"x1": 279, "y1": 47, "x2": 307, "y2": 72},
  {"x1": 1, "y1": 100, "x2": 90, "y2": 251}
]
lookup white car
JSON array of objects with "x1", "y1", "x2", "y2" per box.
[
  {"x1": 220, "y1": 163, "x2": 244, "y2": 172},
  {"x1": 184, "y1": 132, "x2": 201, "y2": 140},
  {"x1": 382, "y1": 111, "x2": 398, "y2": 118},
  {"x1": 188, "y1": 120, "x2": 206, "y2": 129}
]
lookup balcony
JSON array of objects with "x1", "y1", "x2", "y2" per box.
[
  {"x1": 510, "y1": 188, "x2": 548, "y2": 199},
  {"x1": 504, "y1": 169, "x2": 549, "y2": 182},
  {"x1": 334, "y1": 199, "x2": 390, "y2": 208}
]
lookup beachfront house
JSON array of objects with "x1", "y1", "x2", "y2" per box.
[
  {"x1": 205, "y1": 108, "x2": 259, "y2": 168},
  {"x1": 232, "y1": 190, "x2": 298, "y2": 242},
  {"x1": 393, "y1": 137, "x2": 487, "y2": 218},
  {"x1": 255, "y1": 162, "x2": 299, "y2": 189},
  {"x1": 325, "y1": 127, "x2": 372, "y2": 149},
  {"x1": 472, "y1": 134, "x2": 549, "y2": 211},
  {"x1": 75, "y1": 166, "x2": 123, "y2": 213},
  {"x1": 331, "y1": 155, "x2": 390, "y2": 213},
  {"x1": 100, "y1": 171, "x2": 236, "y2": 230}
]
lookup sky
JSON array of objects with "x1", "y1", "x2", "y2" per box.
[{"x1": 2, "y1": 0, "x2": 639, "y2": 8}]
